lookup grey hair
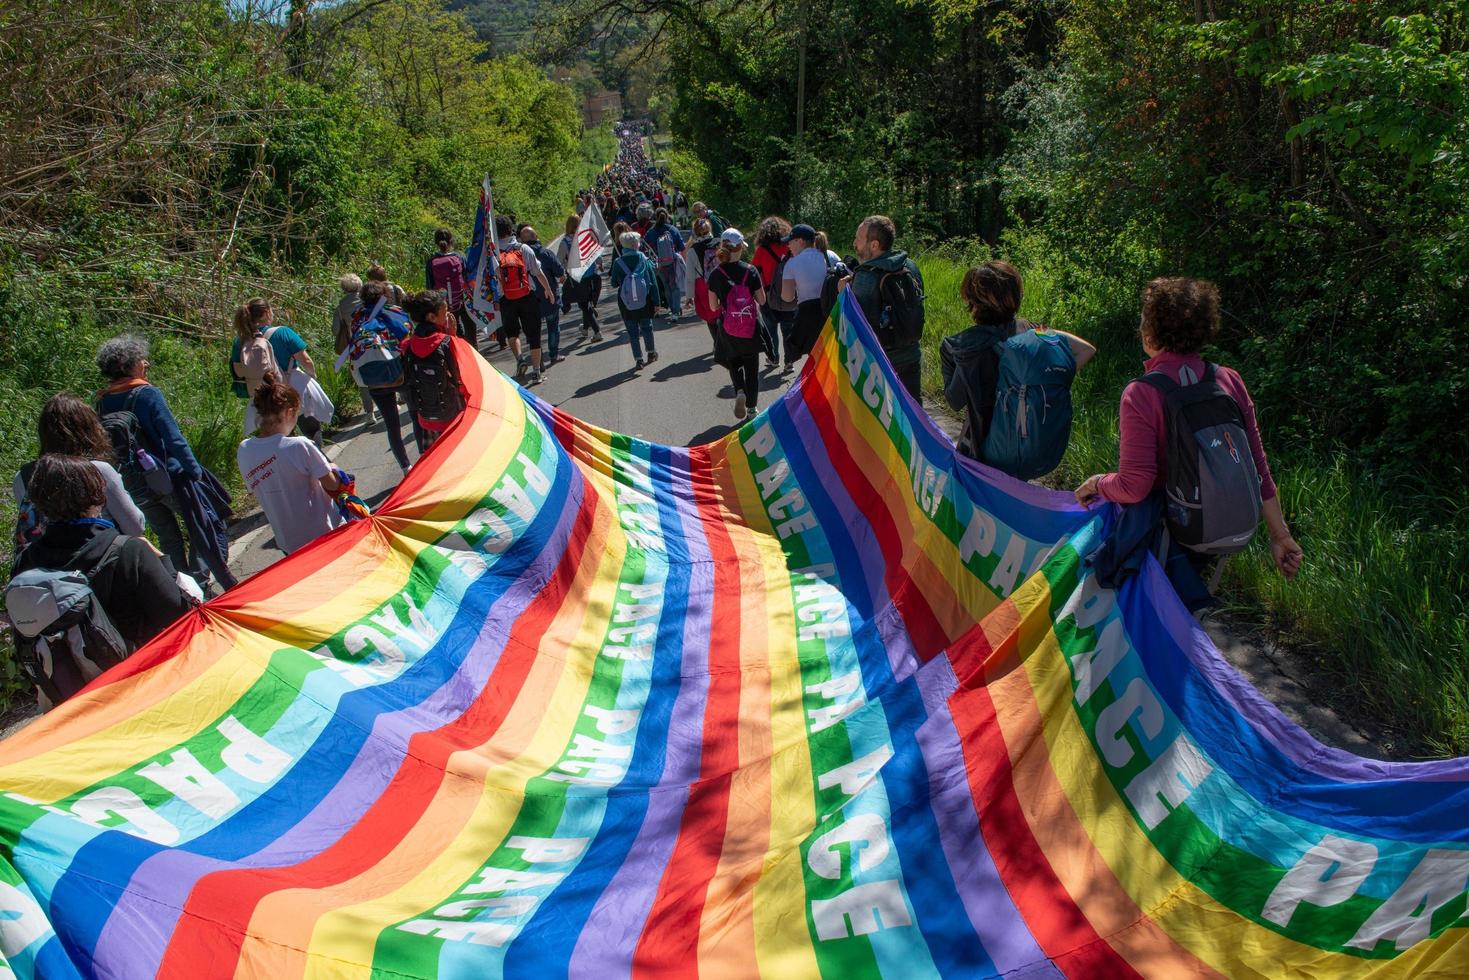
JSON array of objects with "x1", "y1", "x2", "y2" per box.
[
  {"x1": 96, "y1": 334, "x2": 150, "y2": 381},
  {"x1": 340, "y1": 272, "x2": 363, "y2": 293},
  {"x1": 619, "y1": 231, "x2": 642, "y2": 251}
]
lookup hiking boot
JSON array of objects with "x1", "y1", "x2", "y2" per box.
[{"x1": 734, "y1": 392, "x2": 747, "y2": 419}]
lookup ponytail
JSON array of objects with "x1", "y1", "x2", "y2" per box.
[{"x1": 234, "y1": 297, "x2": 270, "y2": 343}]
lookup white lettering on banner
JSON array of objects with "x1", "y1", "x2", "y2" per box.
[
  {"x1": 1263, "y1": 835, "x2": 1378, "y2": 927},
  {"x1": 1094, "y1": 678, "x2": 1166, "y2": 768},
  {"x1": 909, "y1": 458, "x2": 947, "y2": 519},
  {"x1": 959, "y1": 510, "x2": 998, "y2": 564},
  {"x1": 516, "y1": 453, "x2": 550, "y2": 495},
  {"x1": 396, "y1": 836, "x2": 589, "y2": 946},
  {"x1": 0, "y1": 881, "x2": 51, "y2": 958},
  {"x1": 1069, "y1": 620, "x2": 1127, "y2": 707},
  {"x1": 806, "y1": 669, "x2": 866, "y2": 734},
  {"x1": 808, "y1": 813, "x2": 891, "y2": 880},
  {"x1": 987, "y1": 535, "x2": 1028, "y2": 597},
  {"x1": 817, "y1": 747, "x2": 892, "y2": 798},
  {"x1": 585, "y1": 705, "x2": 639, "y2": 736},
  {"x1": 1059, "y1": 573, "x2": 1115, "y2": 631},
  {"x1": 756, "y1": 460, "x2": 791, "y2": 500},
  {"x1": 138, "y1": 749, "x2": 240, "y2": 820},
  {"x1": 1123, "y1": 735, "x2": 1214, "y2": 830},
  {"x1": 745, "y1": 423, "x2": 777, "y2": 460},
  {"x1": 492, "y1": 477, "x2": 535, "y2": 523},
  {"x1": 70, "y1": 786, "x2": 179, "y2": 845},
  {"x1": 811, "y1": 881, "x2": 913, "y2": 941},
  {"x1": 218, "y1": 716, "x2": 293, "y2": 783},
  {"x1": 1348, "y1": 849, "x2": 1469, "y2": 951}
]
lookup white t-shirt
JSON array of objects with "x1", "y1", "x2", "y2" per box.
[
  {"x1": 237, "y1": 433, "x2": 342, "y2": 554},
  {"x1": 785, "y1": 246, "x2": 830, "y2": 304}
]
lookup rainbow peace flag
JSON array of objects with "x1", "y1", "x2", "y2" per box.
[{"x1": 0, "y1": 294, "x2": 1464, "y2": 977}]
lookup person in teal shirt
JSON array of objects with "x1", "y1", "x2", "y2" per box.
[{"x1": 230, "y1": 297, "x2": 318, "y2": 437}]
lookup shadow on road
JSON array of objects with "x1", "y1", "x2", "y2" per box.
[
  {"x1": 686, "y1": 423, "x2": 736, "y2": 446},
  {"x1": 651, "y1": 353, "x2": 715, "y2": 382},
  {"x1": 571, "y1": 368, "x2": 639, "y2": 398}
]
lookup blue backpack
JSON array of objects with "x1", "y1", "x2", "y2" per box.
[{"x1": 978, "y1": 329, "x2": 1077, "y2": 480}]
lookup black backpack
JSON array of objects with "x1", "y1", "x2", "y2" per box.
[
  {"x1": 405, "y1": 336, "x2": 464, "y2": 423},
  {"x1": 875, "y1": 267, "x2": 926, "y2": 349},
  {"x1": 5, "y1": 537, "x2": 131, "y2": 708},
  {"x1": 97, "y1": 389, "x2": 146, "y2": 481},
  {"x1": 1139, "y1": 364, "x2": 1263, "y2": 555}
]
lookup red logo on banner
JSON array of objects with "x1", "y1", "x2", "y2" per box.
[{"x1": 576, "y1": 228, "x2": 599, "y2": 261}]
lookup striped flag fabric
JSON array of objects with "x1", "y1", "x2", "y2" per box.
[
  {"x1": 0, "y1": 292, "x2": 1463, "y2": 977},
  {"x1": 564, "y1": 204, "x2": 608, "y2": 283},
  {"x1": 462, "y1": 175, "x2": 500, "y2": 335}
]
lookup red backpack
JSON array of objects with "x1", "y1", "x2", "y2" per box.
[
  {"x1": 499, "y1": 247, "x2": 531, "y2": 301},
  {"x1": 428, "y1": 253, "x2": 466, "y2": 308}
]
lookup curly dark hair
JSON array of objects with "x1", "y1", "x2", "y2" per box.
[
  {"x1": 27, "y1": 455, "x2": 106, "y2": 523},
  {"x1": 961, "y1": 261, "x2": 1023, "y2": 326},
  {"x1": 755, "y1": 216, "x2": 791, "y2": 249},
  {"x1": 1140, "y1": 277, "x2": 1219, "y2": 354},
  {"x1": 39, "y1": 394, "x2": 115, "y2": 462},
  {"x1": 405, "y1": 289, "x2": 447, "y2": 326}
]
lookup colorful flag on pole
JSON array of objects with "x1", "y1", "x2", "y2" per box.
[
  {"x1": 462, "y1": 175, "x2": 500, "y2": 336},
  {"x1": 0, "y1": 294, "x2": 1464, "y2": 977}
]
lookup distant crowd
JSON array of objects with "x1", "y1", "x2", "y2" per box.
[{"x1": 5, "y1": 122, "x2": 1301, "y2": 716}]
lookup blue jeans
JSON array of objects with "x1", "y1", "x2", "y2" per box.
[
  {"x1": 624, "y1": 317, "x2": 655, "y2": 360},
  {"x1": 544, "y1": 307, "x2": 562, "y2": 359},
  {"x1": 659, "y1": 266, "x2": 682, "y2": 312}
]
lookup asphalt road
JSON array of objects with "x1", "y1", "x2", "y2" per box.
[{"x1": 228, "y1": 286, "x2": 797, "y2": 579}]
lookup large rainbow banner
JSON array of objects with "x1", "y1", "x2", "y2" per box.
[{"x1": 0, "y1": 294, "x2": 1465, "y2": 977}]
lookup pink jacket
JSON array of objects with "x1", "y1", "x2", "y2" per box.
[{"x1": 1097, "y1": 352, "x2": 1277, "y2": 505}]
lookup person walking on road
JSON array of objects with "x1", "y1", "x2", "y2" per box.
[
  {"x1": 842, "y1": 215, "x2": 927, "y2": 402},
  {"x1": 97, "y1": 335, "x2": 238, "y2": 593},
  {"x1": 557, "y1": 214, "x2": 604, "y2": 343},
  {"x1": 707, "y1": 229, "x2": 767, "y2": 422},
  {"x1": 752, "y1": 216, "x2": 797, "y2": 370},
  {"x1": 425, "y1": 230, "x2": 473, "y2": 348},
  {"x1": 347, "y1": 281, "x2": 416, "y2": 474},
  {"x1": 494, "y1": 214, "x2": 555, "y2": 386},
  {"x1": 778, "y1": 223, "x2": 831, "y2": 366},
  {"x1": 519, "y1": 225, "x2": 567, "y2": 367},
  {"x1": 611, "y1": 231, "x2": 664, "y2": 369},
  {"x1": 333, "y1": 273, "x2": 373, "y2": 423},
  {"x1": 644, "y1": 208, "x2": 686, "y2": 318}
]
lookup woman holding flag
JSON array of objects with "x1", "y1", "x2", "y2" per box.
[{"x1": 557, "y1": 213, "x2": 603, "y2": 342}]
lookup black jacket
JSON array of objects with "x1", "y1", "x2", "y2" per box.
[{"x1": 12, "y1": 523, "x2": 193, "y2": 649}]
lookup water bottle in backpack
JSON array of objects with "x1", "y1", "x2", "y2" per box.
[
  {"x1": 1140, "y1": 364, "x2": 1262, "y2": 555},
  {"x1": 979, "y1": 330, "x2": 1077, "y2": 481}
]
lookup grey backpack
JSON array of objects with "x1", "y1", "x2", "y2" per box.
[
  {"x1": 1139, "y1": 364, "x2": 1262, "y2": 555},
  {"x1": 5, "y1": 538, "x2": 131, "y2": 708}
]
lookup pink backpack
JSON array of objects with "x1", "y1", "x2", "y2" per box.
[{"x1": 721, "y1": 268, "x2": 760, "y2": 339}]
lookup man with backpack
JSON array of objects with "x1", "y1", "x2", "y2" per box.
[
  {"x1": 842, "y1": 215, "x2": 927, "y2": 401},
  {"x1": 7, "y1": 454, "x2": 193, "y2": 709},
  {"x1": 343, "y1": 281, "x2": 414, "y2": 472},
  {"x1": 425, "y1": 229, "x2": 473, "y2": 348},
  {"x1": 519, "y1": 225, "x2": 567, "y2": 367},
  {"x1": 494, "y1": 214, "x2": 555, "y2": 386},
  {"x1": 941, "y1": 262, "x2": 1096, "y2": 480}
]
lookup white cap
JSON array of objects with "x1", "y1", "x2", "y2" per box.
[{"x1": 720, "y1": 228, "x2": 745, "y2": 248}]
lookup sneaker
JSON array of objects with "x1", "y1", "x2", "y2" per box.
[
  {"x1": 634, "y1": 358, "x2": 645, "y2": 369},
  {"x1": 745, "y1": 406, "x2": 758, "y2": 421},
  {"x1": 526, "y1": 368, "x2": 542, "y2": 385},
  {"x1": 734, "y1": 392, "x2": 747, "y2": 419},
  {"x1": 592, "y1": 331, "x2": 604, "y2": 342},
  {"x1": 782, "y1": 359, "x2": 795, "y2": 373},
  {"x1": 647, "y1": 350, "x2": 659, "y2": 363},
  {"x1": 515, "y1": 357, "x2": 529, "y2": 382}
]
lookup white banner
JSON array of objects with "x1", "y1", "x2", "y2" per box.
[{"x1": 564, "y1": 205, "x2": 609, "y2": 282}]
